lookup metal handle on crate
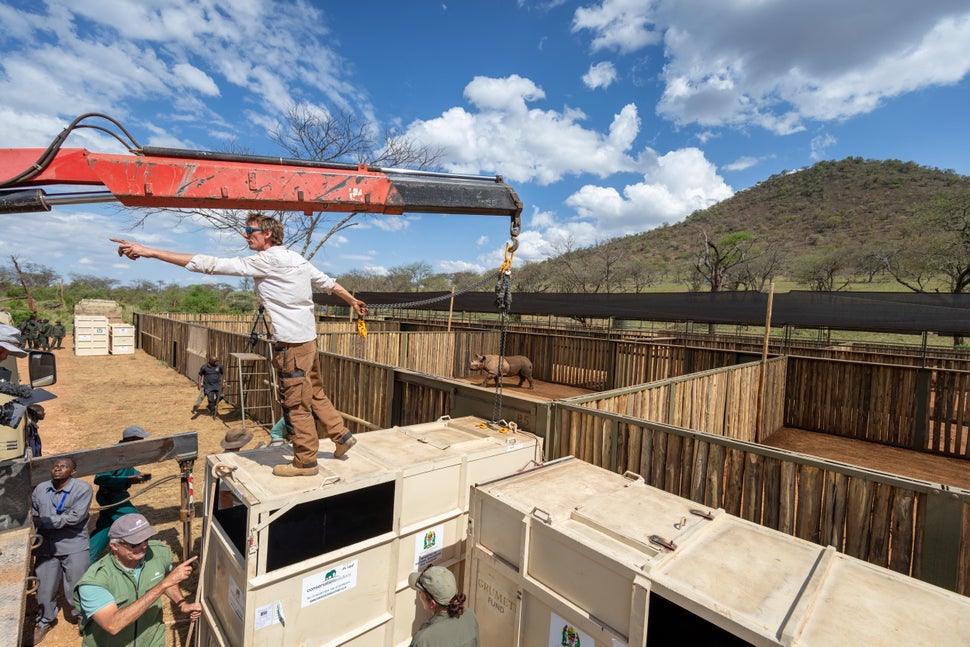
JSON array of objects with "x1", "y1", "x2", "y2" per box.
[
  {"x1": 530, "y1": 506, "x2": 552, "y2": 524},
  {"x1": 24, "y1": 576, "x2": 40, "y2": 595},
  {"x1": 29, "y1": 533, "x2": 43, "y2": 550}
]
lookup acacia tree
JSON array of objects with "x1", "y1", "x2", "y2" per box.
[
  {"x1": 131, "y1": 102, "x2": 443, "y2": 262},
  {"x1": 879, "y1": 193, "x2": 970, "y2": 344},
  {"x1": 693, "y1": 230, "x2": 755, "y2": 292}
]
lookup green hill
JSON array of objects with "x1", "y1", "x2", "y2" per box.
[{"x1": 516, "y1": 157, "x2": 970, "y2": 293}]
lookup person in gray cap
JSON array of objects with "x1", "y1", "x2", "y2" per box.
[
  {"x1": 89, "y1": 426, "x2": 153, "y2": 561},
  {"x1": 0, "y1": 322, "x2": 28, "y2": 362},
  {"x1": 408, "y1": 564, "x2": 479, "y2": 646},
  {"x1": 73, "y1": 513, "x2": 200, "y2": 647}
]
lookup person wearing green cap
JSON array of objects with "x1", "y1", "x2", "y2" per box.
[
  {"x1": 408, "y1": 564, "x2": 479, "y2": 646},
  {"x1": 89, "y1": 426, "x2": 153, "y2": 561}
]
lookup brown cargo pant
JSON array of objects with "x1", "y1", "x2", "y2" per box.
[{"x1": 273, "y1": 339, "x2": 349, "y2": 468}]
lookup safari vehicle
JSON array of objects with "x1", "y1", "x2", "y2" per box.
[{"x1": 0, "y1": 348, "x2": 56, "y2": 460}]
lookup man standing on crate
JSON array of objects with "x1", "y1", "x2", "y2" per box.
[{"x1": 111, "y1": 212, "x2": 368, "y2": 477}]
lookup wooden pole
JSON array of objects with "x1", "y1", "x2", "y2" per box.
[
  {"x1": 447, "y1": 286, "x2": 455, "y2": 332},
  {"x1": 755, "y1": 283, "x2": 775, "y2": 443}
]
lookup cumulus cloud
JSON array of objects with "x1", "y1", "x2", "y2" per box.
[
  {"x1": 572, "y1": 0, "x2": 970, "y2": 134},
  {"x1": 583, "y1": 61, "x2": 618, "y2": 89},
  {"x1": 405, "y1": 75, "x2": 641, "y2": 184}
]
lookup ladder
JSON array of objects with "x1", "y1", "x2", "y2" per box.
[{"x1": 227, "y1": 352, "x2": 278, "y2": 433}]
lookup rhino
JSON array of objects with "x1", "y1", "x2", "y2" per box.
[{"x1": 469, "y1": 353, "x2": 534, "y2": 389}]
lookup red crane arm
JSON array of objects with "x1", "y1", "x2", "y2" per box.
[{"x1": 0, "y1": 147, "x2": 522, "y2": 219}]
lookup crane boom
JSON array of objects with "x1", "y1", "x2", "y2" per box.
[{"x1": 0, "y1": 146, "x2": 522, "y2": 220}]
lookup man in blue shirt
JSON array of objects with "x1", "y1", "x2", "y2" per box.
[{"x1": 30, "y1": 456, "x2": 93, "y2": 644}]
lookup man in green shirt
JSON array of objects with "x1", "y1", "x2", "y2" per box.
[{"x1": 73, "y1": 513, "x2": 200, "y2": 647}]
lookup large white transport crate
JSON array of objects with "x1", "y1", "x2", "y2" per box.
[
  {"x1": 73, "y1": 315, "x2": 108, "y2": 356},
  {"x1": 197, "y1": 416, "x2": 540, "y2": 647},
  {"x1": 466, "y1": 456, "x2": 970, "y2": 647}
]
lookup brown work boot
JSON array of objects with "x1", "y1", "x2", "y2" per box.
[
  {"x1": 333, "y1": 435, "x2": 356, "y2": 458},
  {"x1": 272, "y1": 462, "x2": 319, "y2": 477}
]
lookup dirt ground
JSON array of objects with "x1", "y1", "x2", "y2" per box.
[
  {"x1": 457, "y1": 375, "x2": 594, "y2": 401},
  {"x1": 18, "y1": 336, "x2": 253, "y2": 647},
  {"x1": 765, "y1": 426, "x2": 970, "y2": 490}
]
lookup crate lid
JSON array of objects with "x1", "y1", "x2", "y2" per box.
[
  {"x1": 649, "y1": 516, "x2": 825, "y2": 641},
  {"x1": 787, "y1": 552, "x2": 970, "y2": 645},
  {"x1": 473, "y1": 456, "x2": 633, "y2": 522}
]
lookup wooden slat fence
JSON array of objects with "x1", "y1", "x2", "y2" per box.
[
  {"x1": 555, "y1": 357, "x2": 787, "y2": 471},
  {"x1": 785, "y1": 356, "x2": 970, "y2": 459},
  {"x1": 135, "y1": 313, "x2": 970, "y2": 594}
]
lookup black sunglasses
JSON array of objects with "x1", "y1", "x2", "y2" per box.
[
  {"x1": 415, "y1": 563, "x2": 433, "y2": 593},
  {"x1": 244, "y1": 226, "x2": 265, "y2": 235}
]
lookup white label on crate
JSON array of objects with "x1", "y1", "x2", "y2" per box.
[
  {"x1": 413, "y1": 523, "x2": 445, "y2": 570},
  {"x1": 228, "y1": 575, "x2": 244, "y2": 621},
  {"x1": 254, "y1": 601, "x2": 284, "y2": 630},
  {"x1": 301, "y1": 560, "x2": 358, "y2": 607},
  {"x1": 77, "y1": 335, "x2": 91, "y2": 341},
  {"x1": 548, "y1": 612, "x2": 593, "y2": 647}
]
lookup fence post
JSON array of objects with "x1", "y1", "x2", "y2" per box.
[
  {"x1": 920, "y1": 492, "x2": 964, "y2": 592},
  {"x1": 914, "y1": 369, "x2": 930, "y2": 451}
]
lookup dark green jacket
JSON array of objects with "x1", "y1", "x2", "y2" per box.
[{"x1": 73, "y1": 540, "x2": 172, "y2": 647}]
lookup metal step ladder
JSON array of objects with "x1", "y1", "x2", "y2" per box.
[{"x1": 227, "y1": 351, "x2": 278, "y2": 432}]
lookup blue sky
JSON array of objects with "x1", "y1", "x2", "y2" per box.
[{"x1": 2, "y1": 0, "x2": 969, "y2": 287}]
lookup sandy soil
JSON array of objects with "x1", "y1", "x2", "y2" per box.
[
  {"x1": 765, "y1": 426, "x2": 970, "y2": 490},
  {"x1": 18, "y1": 336, "x2": 255, "y2": 647}
]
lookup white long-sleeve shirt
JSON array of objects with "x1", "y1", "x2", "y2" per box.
[{"x1": 185, "y1": 246, "x2": 336, "y2": 343}]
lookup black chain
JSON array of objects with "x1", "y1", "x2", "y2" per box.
[{"x1": 491, "y1": 268, "x2": 513, "y2": 424}]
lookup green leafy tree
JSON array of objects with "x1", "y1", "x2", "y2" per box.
[{"x1": 693, "y1": 231, "x2": 755, "y2": 292}]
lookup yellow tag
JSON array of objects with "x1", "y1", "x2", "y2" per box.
[{"x1": 356, "y1": 319, "x2": 367, "y2": 337}]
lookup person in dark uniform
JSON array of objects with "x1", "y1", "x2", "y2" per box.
[
  {"x1": 50, "y1": 321, "x2": 66, "y2": 349},
  {"x1": 197, "y1": 354, "x2": 224, "y2": 418}
]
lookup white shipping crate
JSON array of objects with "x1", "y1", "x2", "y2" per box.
[
  {"x1": 467, "y1": 456, "x2": 970, "y2": 647},
  {"x1": 199, "y1": 416, "x2": 541, "y2": 647},
  {"x1": 109, "y1": 324, "x2": 134, "y2": 337}
]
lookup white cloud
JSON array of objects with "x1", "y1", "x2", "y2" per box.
[
  {"x1": 572, "y1": 0, "x2": 970, "y2": 134},
  {"x1": 583, "y1": 61, "x2": 618, "y2": 90},
  {"x1": 372, "y1": 215, "x2": 410, "y2": 232},
  {"x1": 810, "y1": 133, "x2": 838, "y2": 160},
  {"x1": 722, "y1": 156, "x2": 759, "y2": 172},
  {"x1": 438, "y1": 259, "x2": 484, "y2": 273},
  {"x1": 497, "y1": 148, "x2": 732, "y2": 265},
  {"x1": 572, "y1": 1, "x2": 662, "y2": 54},
  {"x1": 0, "y1": 0, "x2": 366, "y2": 147},
  {"x1": 405, "y1": 75, "x2": 641, "y2": 184},
  {"x1": 476, "y1": 235, "x2": 489, "y2": 246}
]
